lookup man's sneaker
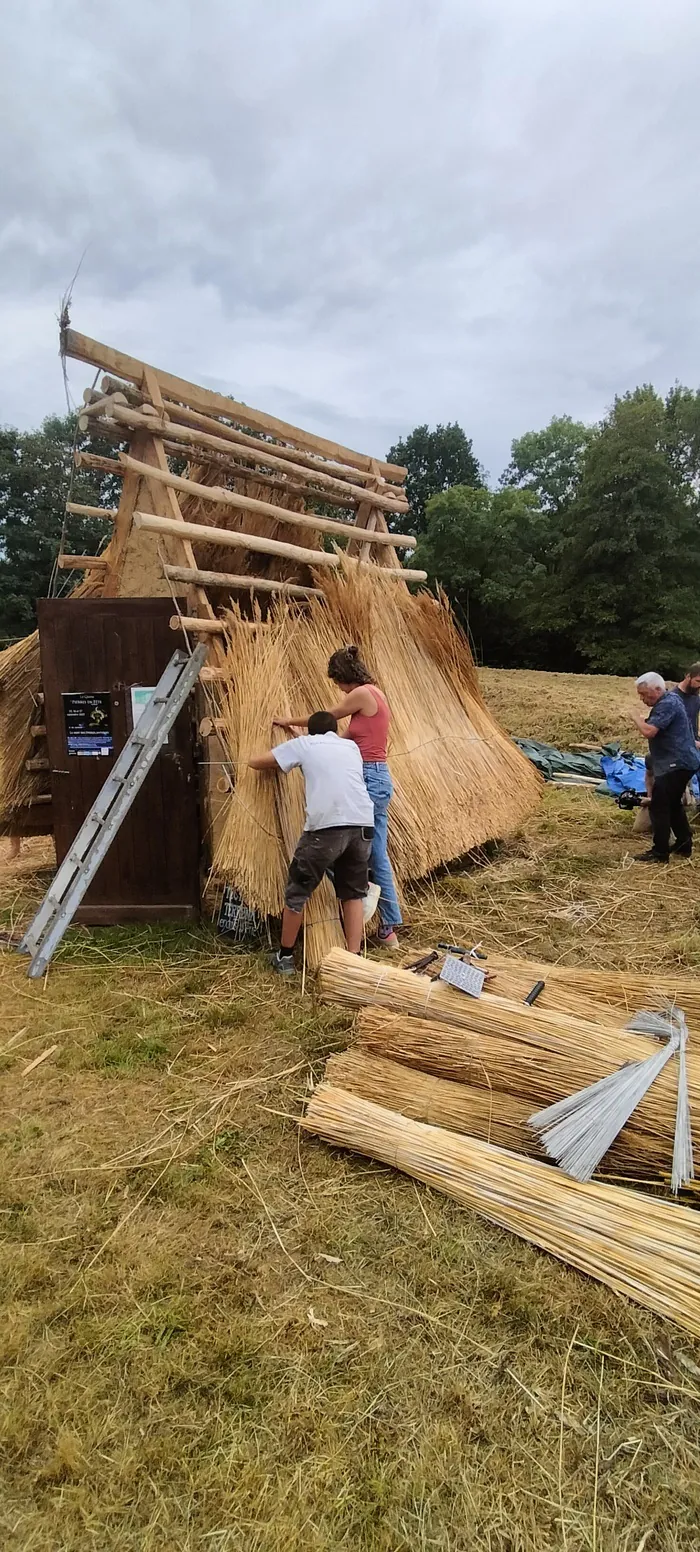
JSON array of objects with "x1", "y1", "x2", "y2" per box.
[
  {"x1": 634, "y1": 849, "x2": 669, "y2": 864},
  {"x1": 271, "y1": 949, "x2": 296, "y2": 976},
  {"x1": 377, "y1": 924, "x2": 401, "y2": 950},
  {"x1": 670, "y1": 843, "x2": 693, "y2": 857},
  {"x1": 363, "y1": 882, "x2": 381, "y2": 924}
]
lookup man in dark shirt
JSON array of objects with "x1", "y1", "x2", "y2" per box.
[
  {"x1": 672, "y1": 662, "x2": 700, "y2": 742},
  {"x1": 631, "y1": 672, "x2": 700, "y2": 863}
]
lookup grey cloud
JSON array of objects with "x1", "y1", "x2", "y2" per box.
[{"x1": 1, "y1": 0, "x2": 700, "y2": 477}]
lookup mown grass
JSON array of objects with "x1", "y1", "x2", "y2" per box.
[
  {"x1": 2, "y1": 783, "x2": 700, "y2": 1550},
  {"x1": 479, "y1": 666, "x2": 643, "y2": 749}
]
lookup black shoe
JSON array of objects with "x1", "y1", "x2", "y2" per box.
[
  {"x1": 670, "y1": 843, "x2": 693, "y2": 857},
  {"x1": 634, "y1": 849, "x2": 669, "y2": 864},
  {"x1": 270, "y1": 949, "x2": 296, "y2": 976}
]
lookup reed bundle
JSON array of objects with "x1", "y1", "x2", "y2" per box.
[
  {"x1": 355, "y1": 1005, "x2": 695, "y2": 1181},
  {"x1": 212, "y1": 566, "x2": 540, "y2": 965},
  {"x1": 307, "y1": 568, "x2": 541, "y2": 881},
  {"x1": 302, "y1": 1084, "x2": 700, "y2": 1339},
  {"x1": 483, "y1": 953, "x2": 700, "y2": 1026},
  {"x1": 325, "y1": 1048, "x2": 665, "y2": 1179},
  {"x1": 0, "y1": 632, "x2": 45, "y2": 820},
  {"x1": 214, "y1": 602, "x2": 344, "y2": 963}
]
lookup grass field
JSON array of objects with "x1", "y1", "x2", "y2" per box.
[
  {"x1": 2, "y1": 672, "x2": 700, "y2": 1551},
  {"x1": 480, "y1": 667, "x2": 641, "y2": 749}
]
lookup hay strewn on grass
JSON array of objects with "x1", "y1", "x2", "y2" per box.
[
  {"x1": 303, "y1": 1083, "x2": 700, "y2": 1340},
  {"x1": 214, "y1": 568, "x2": 541, "y2": 959}
]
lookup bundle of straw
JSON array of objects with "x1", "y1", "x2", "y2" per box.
[
  {"x1": 0, "y1": 632, "x2": 45, "y2": 821},
  {"x1": 355, "y1": 1005, "x2": 694, "y2": 1181},
  {"x1": 483, "y1": 953, "x2": 700, "y2": 1027},
  {"x1": 326, "y1": 1049, "x2": 665, "y2": 1179},
  {"x1": 213, "y1": 606, "x2": 291, "y2": 914},
  {"x1": 212, "y1": 565, "x2": 540, "y2": 965},
  {"x1": 302, "y1": 1084, "x2": 700, "y2": 1339},
  {"x1": 214, "y1": 603, "x2": 345, "y2": 963}
]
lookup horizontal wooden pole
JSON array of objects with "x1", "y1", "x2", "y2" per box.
[
  {"x1": 73, "y1": 451, "x2": 124, "y2": 476},
  {"x1": 355, "y1": 560, "x2": 427, "y2": 583},
  {"x1": 26, "y1": 757, "x2": 49, "y2": 771},
  {"x1": 199, "y1": 716, "x2": 226, "y2": 737},
  {"x1": 199, "y1": 666, "x2": 228, "y2": 682},
  {"x1": 56, "y1": 555, "x2": 108, "y2": 570},
  {"x1": 160, "y1": 442, "x2": 357, "y2": 510},
  {"x1": 164, "y1": 564, "x2": 323, "y2": 600},
  {"x1": 25, "y1": 793, "x2": 52, "y2": 806},
  {"x1": 170, "y1": 616, "x2": 225, "y2": 635},
  {"x1": 65, "y1": 502, "x2": 118, "y2": 519},
  {"x1": 62, "y1": 328, "x2": 407, "y2": 480},
  {"x1": 105, "y1": 401, "x2": 408, "y2": 514},
  {"x1": 30, "y1": 724, "x2": 46, "y2": 738},
  {"x1": 120, "y1": 452, "x2": 416, "y2": 549},
  {"x1": 134, "y1": 509, "x2": 338, "y2": 569},
  {"x1": 162, "y1": 399, "x2": 382, "y2": 488}
]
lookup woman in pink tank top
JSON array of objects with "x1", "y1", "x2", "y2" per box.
[{"x1": 274, "y1": 644, "x2": 402, "y2": 948}]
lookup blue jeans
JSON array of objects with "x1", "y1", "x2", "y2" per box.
[{"x1": 362, "y1": 761, "x2": 402, "y2": 929}]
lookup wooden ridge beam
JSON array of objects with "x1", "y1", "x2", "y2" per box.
[
  {"x1": 62, "y1": 328, "x2": 407, "y2": 480},
  {"x1": 101, "y1": 400, "x2": 408, "y2": 513},
  {"x1": 164, "y1": 564, "x2": 323, "y2": 600},
  {"x1": 120, "y1": 453, "x2": 417, "y2": 549},
  {"x1": 133, "y1": 509, "x2": 339, "y2": 569}
]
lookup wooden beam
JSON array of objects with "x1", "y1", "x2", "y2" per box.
[
  {"x1": 26, "y1": 757, "x2": 49, "y2": 771},
  {"x1": 104, "y1": 401, "x2": 408, "y2": 514},
  {"x1": 134, "y1": 509, "x2": 338, "y2": 568},
  {"x1": 30, "y1": 724, "x2": 46, "y2": 738},
  {"x1": 199, "y1": 666, "x2": 229, "y2": 682},
  {"x1": 56, "y1": 555, "x2": 108, "y2": 570},
  {"x1": 353, "y1": 559, "x2": 427, "y2": 582},
  {"x1": 101, "y1": 427, "x2": 159, "y2": 596},
  {"x1": 120, "y1": 453, "x2": 417, "y2": 549},
  {"x1": 73, "y1": 452, "x2": 124, "y2": 476},
  {"x1": 164, "y1": 564, "x2": 323, "y2": 600},
  {"x1": 62, "y1": 327, "x2": 407, "y2": 481},
  {"x1": 65, "y1": 503, "x2": 118, "y2": 520},
  {"x1": 170, "y1": 616, "x2": 225, "y2": 635},
  {"x1": 161, "y1": 442, "x2": 358, "y2": 509}
]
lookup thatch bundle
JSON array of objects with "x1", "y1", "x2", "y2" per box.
[
  {"x1": 302, "y1": 1084, "x2": 700, "y2": 1339},
  {"x1": 319, "y1": 949, "x2": 700, "y2": 1180},
  {"x1": 483, "y1": 953, "x2": 700, "y2": 1027},
  {"x1": 0, "y1": 633, "x2": 45, "y2": 823},
  {"x1": 213, "y1": 566, "x2": 540, "y2": 960},
  {"x1": 213, "y1": 603, "x2": 345, "y2": 964},
  {"x1": 346, "y1": 1016, "x2": 683, "y2": 1180}
]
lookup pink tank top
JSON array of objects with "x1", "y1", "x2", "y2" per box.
[{"x1": 348, "y1": 686, "x2": 390, "y2": 762}]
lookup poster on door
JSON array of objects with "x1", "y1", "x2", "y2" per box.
[{"x1": 63, "y1": 692, "x2": 113, "y2": 756}]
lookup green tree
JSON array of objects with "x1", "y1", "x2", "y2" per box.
[
  {"x1": 559, "y1": 387, "x2": 700, "y2": 676},
  {"x1": 387, "y1": 423, "x2": 483, "y2": 535},
  {"x1": 415, "y1": 485, "x2": 569, "y2": 667},
  {"x1": 502, "y1": 414, "x2": 594, "y2": 512},
  {"x1": 0, "y1": 415, "x2": 120, "y2": 640}
]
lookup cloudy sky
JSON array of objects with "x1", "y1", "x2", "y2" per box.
[{"x1": 2, "y1": 0, "x2": 699, "y2": 480}]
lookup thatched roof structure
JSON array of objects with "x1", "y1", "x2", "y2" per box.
[{"x1": 1, "y1": 326, "x2": 540, "y2": 957}]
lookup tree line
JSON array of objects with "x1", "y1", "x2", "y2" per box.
[
  {"x1": 390, "y1": 387, "x2": 700, "y2": 677},
  {"x1": 2, "y1": 385, "x2": 700, "y2": 675}
]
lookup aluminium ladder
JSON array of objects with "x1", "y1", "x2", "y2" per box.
[{"x1": 20, "y1": 643, "x2": 208, "y2": 979}]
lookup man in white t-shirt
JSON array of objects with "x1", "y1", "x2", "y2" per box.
[{"x1": 249, "y1": 710, "x2": 375, "y2": 973}]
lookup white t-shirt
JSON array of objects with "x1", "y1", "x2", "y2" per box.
[{"x1": 273, "y1": 732, "x2": 375, "y2": 832}]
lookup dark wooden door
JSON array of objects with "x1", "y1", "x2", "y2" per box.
[{"x1": 37, "y1": 598, "x2": 200, "y2": 923}]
